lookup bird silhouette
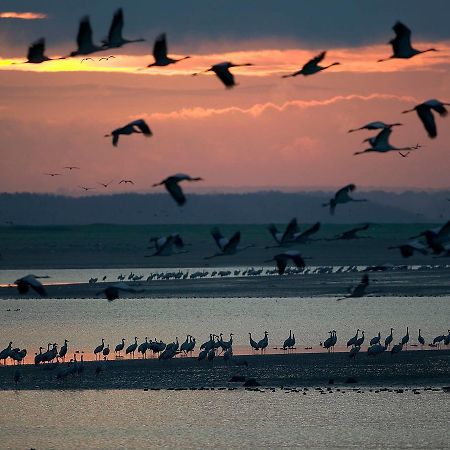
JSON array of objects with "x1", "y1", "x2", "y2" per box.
[
  {"x1": 144, "y1": 33, "x2": 190, "y2": 67},
  {"x1": 153, "y1": 174, "x2": 202, "y2": 206},
  {"x1": 282, "y1": 51, "x2": 340, "y2": 77},
  {"x1": 102, "y1": 8, "x2": 145, "y2": 49},
  {"x1": 193, "y1": 62, "x2": 253, "y2": 88},
  {"x1": 105, "y1": 119, "x2": 152, "y2": 146},
  {"x1": 348, "y1": 121, "x2": 402, "y2": 133},
  {"x1": 323, "y1": 184, "x2": 367, "y2": 215}
]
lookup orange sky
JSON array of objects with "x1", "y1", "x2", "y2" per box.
[{"x1": 0, "y1": 40, "x2": 449, "y2": 194}]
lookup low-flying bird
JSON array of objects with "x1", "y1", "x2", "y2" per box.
[
  {"x1": 152, "y1": 174, "x2": 202, "y2": 206},
  {"x1": 330, "y1": 224, "x2": 371, "y2": 241},
  {"x1": 119, "y1": 180, "x2": 135, "y2": 185},
  {"x1": 105, "y1": 119, "x2": 152, "y2": 147},
  {"x1": 337, "y1": 274, "x2": 369, "y2": 301},
  {"x1": 63, "y1": 166, "x2": 80, "y2": 170},
  {"x1": 144, "y1": 33, "x2": 190, "y2": 68},
  {"x1": 265, "y1": 250, "x2": 306, "y2": 275},
  {"x1": 66, "y1": 16, "x2": 105, "y2": 58},
  {"x1": 44, "y1": 173, "x2": 61, "y2": 177},
  {"x1": 411, "y1": 220, "x2": 450, "y2": 254},
  {"x1": 192, "y1": 62, "x2": 253, "y2": 88},
  {"x1": 98, "y1": 56, "x2": 115, "y2": 61},
  {"x1": 14, "y1": 274, "x2": 47, "y2": 297},
  {"x1": 348, "y1": 121, "x2": 402, "y2": 133},
  {"x1": 102, "y1": 8, "x2": 145, "y2": 49},
  {"x1": 206, "y1": 228, "x2": 254, "y2": 259},
  {"x1": 78, "y1": 186, "x2": 95, "y2": 191},
  {"x1": 402, "y1": 99, "x2": 450, "y2": 139},
  {"x1": 96, "y1": 282, "x2": 144, "y2": 301},
  {"x1": 398, "y1": 152, "x2": 410, "y2": 158},
  {"x1": 388, "y1": 241, "x2": 428, "y2": 258},
  {"x1": 378, "y1": 22, "x2": 438, "y2": 62},
  {"x1": 291, "y1": 222, "x2": 321, "y2": 244},
  {"x1": 148, "y1": 233, "x2": 186, "y2": 256},
  {"x1": 354, "y1": 127, "x2": 419, "y2": 155},
  {"x1": 282, "y1": 51, "x2": 340, "y2": 77},
  {"x1": 323, "y1": 184, "x2": 367, "y2": 215},
  {"x1": 98, "y1": 180, "x2": 113, "y2": 188},
  {"x1": 81, "y1": 57, "x2": 94, "y2": 63},
  {"x1": 267, "y1": 218, "x2": 300, "y2": 246},
  {"x1": 20, "y1": 38, "x2": 54, "y2": 64}
]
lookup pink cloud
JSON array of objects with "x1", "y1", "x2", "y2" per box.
[{"x1": 0, "y1": 12, "x2": 47, "y2": 19}]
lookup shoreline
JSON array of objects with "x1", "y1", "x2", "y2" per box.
[{"x1": 1, "y1": 350, "x2": 449, "y2": 391}]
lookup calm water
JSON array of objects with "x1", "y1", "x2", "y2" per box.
[
  {"x1": 2, "y1": 389, "x2": 449, "y2": 449},
  {"x1": 1, "y1": 296, "x2": 449, "y2": 360}
]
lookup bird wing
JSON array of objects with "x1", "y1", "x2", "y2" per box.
[
  {"x1": 297, "y1": 222, "x2": 321, "y2": 240},
  {"x1": 281, "y1": 218, "x2": 299, "y2": 243},
  {"x1": 173, "y1": 234, "x2": 185, "y2": 248},
  {"x1": 302, "y1": 51, "x2": 326, "y2": 70},
  {"x1": 391, "y1": 22, "x2": 413, "y2": 55},
  {"x1": 165, "y1": 179, "x2": 186, "y2": 205},
  {"x1": 153, "y1": 33, "x2": 168, "y2": 60},
  {"x1": 28, "y1": 38, "x2": 45, "y2": 61},
  {"x1": 132, "y1": 119, "x2": 153, "y2": 136},
  {"x1": 23, "y1": 275, "x2": 47, "y2": 296},
  {"x1": 107, "y1": 8, "x2": 123, "y2": 44},
  {"x1": 212, "y1": 66, "x2": 235, "y2": 87},
  {"x1": 224, "y1": 231, "x2": 241, "y2": 252},
  {"x1": 274, "y1": 255, "x2": 287, "y2": 275},
  {"x1": 211, "y1": 228, "x2": 227, "y2": 250},
  {"x1": 112, "y1": 133, "x2": 119, "y2": 146},
  {"x1": 416, "y1": 104, "x2": 437, "y2": 138},
  {"x1": 427, "y1": 101, "x2": 448, "y2": 117},
  {"x1": 335, "y1": 184, "x2": 356, "y2": 201},
  {"x1": 77, "y1": 17, "x2": 94, "y2": 52},
  {"x1": 437, "y1": 220, "x2": 450, "y2": 239},
  {"x1": 291, "y1": 253, "x2": 306, "y2": 268},
  {"x1": 372, "y1": 127, "x2": 392, "y2": 148}
]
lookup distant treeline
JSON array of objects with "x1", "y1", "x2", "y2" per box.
[{"x1": 0, "y1": 191, "x2": 449, "y2": 225}]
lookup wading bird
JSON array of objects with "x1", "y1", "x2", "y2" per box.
[
  {"x1": 105, "y1": 119, "x2": 152, "y2": 147},
  {"x1": 378, "y1": 22, "x2": 438, "y2": 62},
  {"x1": 257, "y1": 332, "x2": 269, "y2": 354},
  {"x1": 337, "y1": 275, "x2": 369, "y2": 301},
  {"x1": 144, "y1": 33, "x2": 190, "y2": 67},
  {"x1": 67, "y1": 16, "x2": 105, "y2": 58},
  {"x1": 348, "y1": 121, "x2": 402, "y2": 133},
  {"x1": 282, "y1": 51, "x2": 340, "y2": 77},
  {"x1": 192, "y1": 62, "x2": 253, "y2": 88},
  {"x1": 323, "y1": 184, "x2": 367, "y2": 215},
  {"x1": 354, "y1": 127, "x2": 419, "y2": 156},
  {"x1": 249, "y1": 333, "x2": 259, "y2": 352},
  {"x1": 418, "y1": 329, "x2": 425, "y2": 346},
  {"x1": 370, "y1": 332, "x2": 381, "y2": 346},
  {"x1": 402, "y1": 99, "x2": 450, "y2": 139},
  {"x1": 265, "y1": 250, "x2": 306, "y2": 275},
  {"x1": 126, "y1": 337, "x2": 138, "y2": 358},
  {"x1": 59, "y1": 340, "x2": 68, "y2": 361},
  {"x1": 347, "y1": 330, "x2": 360, "y2": 348},
  {"x1": 401, "y1": 327, "x2": 410, "y2": 350},
  {"x1": 153, "y1": 174, "x2": 202, "y2": 206},
  {"x1": 93, "y1": 339, "x2": 105, "y2": 360},
  {"x1": 14, "y1": 274, "x2": 47, "y2": 297},
  {"x1": 115, "y1": 339, "x2": 125, "y2": 357},
  {"x1": 385, "y1": 328, "x2": 394, "y2": 349},
  {"x1": 102, "y1": 8, "x2": 145, "y2": 49}
]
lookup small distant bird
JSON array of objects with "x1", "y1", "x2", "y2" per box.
[
  {"x1": 63, "y1": 166, "x2": 80, "y2": 170},
  {"x1": 337, "y1": 275, "x2": 369, "y2": 301},
  {"x1": 98, "y1": 180, "x2": 113, "y2": 188},
  {"x1": 388, "y1": 241, "x2": 427, "y2": 258},
  {"x1": 348, "y1": 121, "x2": 402, "y2": 133},
  {"x1": 105, "y1": 119, "x2": 152, "y2": 147},
  {"x1": 14, "y1": 274, "x2": 47, "y2": 296},
  {"x1": 96, "y1": 282, "x2": 144, "y2": 301},
  {"x1": 192, "y1": 62, "x2": 253, "y2": 88},
  {"x1": 44, "y1": 173, "x2": 61, "y2": 177},
  {"x1": 418, "y1": 329, "x2": 425, "y2": 346},
  {"x1": 81, "y1": 57, "x2": 94, "y2": 63},
  {"x1": 385, "y1": 328, "x2": 394, "y2": 349},
  {"x1": 102, "y1": 8, "x2": 145, "y2": 49},
  {"x1": 282, "y1": 51, "x2": 340, "y2": 77},
  {"x1": 78, "y1": 186, "x2": 95, "y2": 191},
  {"x1": 66, "y1": 16, "x2": 105, "y2": 57},
  {"x1": 152, "y1": 174, "x2": 202, "y2": 206},
  {"x1": 354, "y1": 127, "x2": 419, "y2": 155},
  {"x1": 98, "y1": 56, "x2": 115, "y2": 61},
  {"x1": 378, "y1": 22, "x2": 438, "y2": 62},
  {"x1": 265, "y1": 250, "x2": 306, "y2": 275},
  {"x1": 119, "y1": 180, "x2": 135, "y2": 185},
  {"x1": 323, "y1": 184, "x2": 367, "y2": 215},
  {"x1": 402, "y1": 99, "x2": 450, "y2": 138},
  {"x1": 398, "y1": 152, "x2": 410, "y2": 158},
  {"x1": 145, "y1": 33, "x2": 190, "y2": 67},
  {"x1": 331, "y1": 224, "x2": 371, "y2": 241}
]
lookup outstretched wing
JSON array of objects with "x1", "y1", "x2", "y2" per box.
[
  {"x1": 372, "y1": 127, "x2": 392, "y2": 147},
  {"x1": 107, "y1": 8, "x2": 123, "y2": 44},
  {"x1": 302, "y1": 51, "x2": 326, "y2": 70},
  {"x1": 274, "y1": 256, "x2": 287, "y2": 275},
  {"x1": 165, "y1": 179, "x2": 185, "y2": 205},
  {"x1": 391, "y1": 22, "x2": 413, "y2": 55},
  {"x1": 224, "y1": 231, "x2": 241, "y2": 252},
  {"x1": 24, "y1": 275, "x2": 47, "y2": 296},
  {"x1": 335, "y1": 184, "x2": 356, "y2": 201},
  {"x1": 211, "y1": 227, "x2": 227, "y2": 250},
  {"x1": 131, "y1": 119, "x2": 153, "y2": 136},
  {"x1": 153, "y1": 33, "x2": 168, "y2": 60},
  {"x1": 77, "y1": 16, "x2": 94, "y2": 52},
  {"x1": 416, "y1": 104, "x2": 437, "y2": 138},
  {"x1": 298, "y1": 222, "x2": 321, "y2": 240},
  {"x1": 281, "y1": 218, "x2": 299, "y2": 243},
  {"x1": 212, "y1": 65, "x2": 235, "y2": 87},
  {"x1": 28, "y1": 38, "x2": 45, "y2": 61},
  {"x1": 437, "y1": 220, "x2": 450, "y2": 240},
  {"x1": 291, "y1": 253, "x2": 306, "y2": 268}
]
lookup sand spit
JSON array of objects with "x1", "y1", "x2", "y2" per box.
[
  {"x1": 1, "y1": 268, "x2": 450, "y2": 299},
  {"x1": 1, "y1": 350, "x2": 449, "y2": 391}
]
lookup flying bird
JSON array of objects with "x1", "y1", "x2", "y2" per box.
[
  {"x1": 44, "y1": 173, "x2": 61, "y2": 177},
  {"x1": 66, "y1": 16, "x2": 105, "y2": 57},
  {"x1": 119, "y1": 180, "x2": 135, "y2": 185},
  {"x1": 98, "y1": 56, "x2": 116, "y2": 61},
  {"x1": 265, "y1": 250, "x2": 306, "y2": 275},
  {"x1": 98, "y1": 180, "x2": 113, "y2": 188},
  {"x1": 330, "y1": 224, "x2": 371, "y2": 240},
  {"x1": 148, "y1": 233, "x2": 187, "y2": 256},
  {"x1": 105, "y1": 119, "x2": 152, "y2": 146},
  {"x1": 21, "y1": 38, "x2": 53, "y2": 64},
  {"x1": 102, "y1": 8, "x2": 145, "y2": 49},
  {"x1": 63, "y1": 166, "x2": 80, "y2": 170},
  {"x1": 152, "y1": 174, "x2": 202, "y2": 206},
  {"x1": 78, "y1": 186, "x2": 95, "y2": 191},
  {"x1": 81, "y1": 58, "x2": 94, "y2": 63},
  {"x1": 412, "y1": 220, "x2": 450, "y2": 254},
  {"x1": 398, "y1": 152, "x2": 410, "y2": 158},
  {"x1": 282, "y1": 51, "x2": 340, "y2": 77},
  {"x1": 144, "y1": 33, "x2": 190, "y2": 67},
  {"x1": 337, "y1": 274, "x2": 369, "y2": 301},
  {"x1": 96, "y1": 283, "x2": 144, "y2": 301},
  {"x1": 206, "y1": 228, "x2": 253, "y2": 258},
  {"x1": 323, "y1": 184, "x2": 367, "y2": 215},
  {"x1": 402, "y1": 99, "x2": 450, "y2": 138},
  {"x1": 388, "y1": 241, "x2": 428, "y2": 258},
  {"x1": 192, "y1": 62, "x2": 254, "y2": 88},
  {"x1": 378, "y1": 22, "x2": 438, "y2": 62},
  {"x1": 348, "y1": 121, "x2": 402, "y2": 133},
  {"x1": 267, "y1": 218, "x2": 300, "y2": 246},
  {"x1": 354, "y1": 127, "x2": 419, "y2": 155},
  {"x1": 14, "y1": 274, "x2": 47, "y2": 297}
]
